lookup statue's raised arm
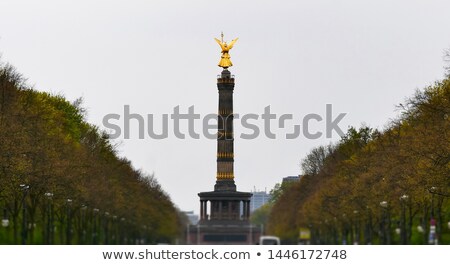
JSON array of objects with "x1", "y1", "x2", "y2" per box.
[
  {"x1": 227, "y1": 38, "x2": 239, "y2": 50},
  {"x1": 214, "y1": 38, "x2": 225, "y2": 50}
]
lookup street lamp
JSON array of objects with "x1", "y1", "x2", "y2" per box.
[
  {"x1": 353, "y1": 210, "x2": 359, "y2": 245},
  {"x1": 80, "y1": 205, "x2": 88, "y2": 244},
  {"x1": 92, "y1": 208, "x2": 100, "y2": 244},
  {"x1": 142, "y1": 225, "x2": 147, "y2": 245},
  {"x1": 120, "y1": 217, "x2": 126, "y2": 244},
  {"x1": 417, "y1": 225, "x2": 424, "y2": 233},
  {"x1": 65, "y1": 199, "x2": 73, "y2": 244},
  {"x1": 428, "y1": 187, "x2": 437, "y2": 245},
  {"x1": 44, "y1": 192, "x2": 53, "y2": 244},
  {"x1": 365, "y1": 206, "x2": 373, "y2": 245},
  {"x1": 2, "y1": 208, "x2": 9, "y2": 228},
  {"x1": 379, "y1": 201, "x2": 388, "y2": 208},
  {"x1": 399, "y1": 194, "x2": 409, "y2": 244},
  {"x1": 20, "y1": 184, "x2": 30, "y2": 245},
  {"x1": 104, "y1": 211, "x2": 110, "y2": 244},
  {"x1": 430, "y1": 187, "x2": 436, "y2": 217},
  {"x1": 379, "y1": 201, "x2": 390, "y2": 244},
  {"x1": 340, "y1": 214, "x2": 349, "y2": 245},
  {"x1": 112, "y1": 215, "x2": 117, "y2": 244}
]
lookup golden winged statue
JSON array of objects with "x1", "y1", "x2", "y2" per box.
[{"x1": 214, "y1": 33, "x2": 238, "y2": 68}]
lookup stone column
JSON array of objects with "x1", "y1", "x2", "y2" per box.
[
  {"x1": 245, "y1": 201, "x2": 250, "y2": 220},
  {"x1": 215, "y1": 69, "x2": 236, "y2": 192},
  {"x1": 200, "y1": 200, "x2": 204, "y2": 220},
  {"x1": 201, "y1": 201, "x2": 206, "y2": 220}
]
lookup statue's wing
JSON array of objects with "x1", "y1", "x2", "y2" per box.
[
  {"x1": 228, "y1": 38, "x2": 239, "y2": 49},
  {"x1": 214, "y1": 38, "x2": 223, "y2": 48}
]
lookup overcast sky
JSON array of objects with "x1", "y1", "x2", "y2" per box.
[{"x1": 1, "y1": 0, "x2": 449, "y2": 214}]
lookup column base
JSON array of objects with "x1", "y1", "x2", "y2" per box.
[{"x1": 214, "y1": 180, "x2": 236, "y2": 192}]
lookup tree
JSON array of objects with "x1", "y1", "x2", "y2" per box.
[
  {"x1": 301, "y1": 144, "x2": 334, "y2": 176},
  {"x1": 0, "y1": 60, "x2": 183, "y2": 244},
  {"x1": 267, "y1": 78, "x2": 450, "y2": 244}
]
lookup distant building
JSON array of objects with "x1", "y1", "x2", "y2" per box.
[
  {"x1": 282, "y1": 175, "x2": 302, "y2": 184},
  {"x1": 250, "y1": 190, "x2": 271, "y2": 213},
  {"x1": 182, "y1": 211, "x2": 199, "y2": 225}
]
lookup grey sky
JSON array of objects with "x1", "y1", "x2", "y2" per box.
[{"x1": 1, "y1": 0, "x2": 449, "y2": 214}]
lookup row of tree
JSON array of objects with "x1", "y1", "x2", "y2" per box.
[
  {"x1": 267, "y1": 76, "x2": 450, "y2": 244},
  {"x1": 0, "y1": 61, "x2": 182, "y2": 244}
]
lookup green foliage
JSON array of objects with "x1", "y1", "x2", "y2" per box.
[
  {"x1": 269, "y1": 180, "x2": 300, "y2": 204},
  {"x1": 268, "y1": 77, "x2": 450, "y2": 245},
  {"x1": 269, "y1": 183, "x2": 283, "y2": 204},
  {"x1": 250, "y1": 203, "x2": 272, "y2": 227},
  {"x1": 0, "y1": 61, "x2": 182, "y2": 244},
  {"x1": 301, "y1": 144, "x2": 335, "y2": 176}
]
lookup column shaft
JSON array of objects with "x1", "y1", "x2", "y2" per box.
[{"x1": 200, "y1": 201, "x2": 204, "y2": 220}]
